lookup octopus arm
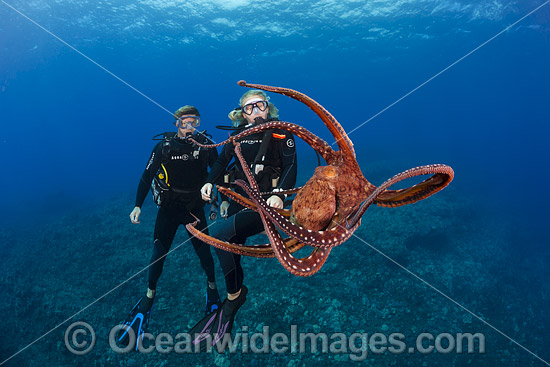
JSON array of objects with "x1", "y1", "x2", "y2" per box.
[
  {"x1": 217, "y1": 185, "x2": 292, "y2": 217},
  {"x1": 347, "y1": 164, "x2": 454, "y2": 228},
  {"x1": 188, "y1": 121, "x2": 338, "y2": 164},
  {"x1": 257, "y1": 205, "x2": 333, "y2": 277},
  {"x1": 260, "y1": 186, "x2": 302, "y2": 196},
  {"x1": 374, "y1": 171, "x2": 453, "y2": 208},
  {"x1": 185, "y1": 217, "x2": 306, "y2": 257}
]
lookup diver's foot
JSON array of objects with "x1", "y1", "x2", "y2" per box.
[
  {"x1": 189, "y1": 285, "x2": 248, "y2": 352},
  {"x1": 219, "y1": 285, "x2": 248, "y2": 335},
  {"x1": 117, "y1": 296, "x2": 154, "y2": 350}
]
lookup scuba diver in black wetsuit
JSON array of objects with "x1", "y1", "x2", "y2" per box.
[
  {"x1": 188, "y1": 91, "x2": 297, "y2": 351},
  {"x1": 119, "y1": 105, "x2": 222, "y2": 350}
]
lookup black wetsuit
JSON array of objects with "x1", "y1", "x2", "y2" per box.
[
  {"x1": 206, "y1": 122, "x2": 297, "y2": 294},
  {"x1": 135, "y1": 132, "x2": 218, "y2": 291}
]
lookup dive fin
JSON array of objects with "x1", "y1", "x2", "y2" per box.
[
  {"x1": 118, "y1": 296, "x2": 154, "y2": 351},
  {"x1": 189, "y1": 285, "x2": 248, "y2": 352}
]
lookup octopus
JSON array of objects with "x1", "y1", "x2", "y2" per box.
[{"x1": 186, "y1": 80, "x2": 454, "y2": 277}]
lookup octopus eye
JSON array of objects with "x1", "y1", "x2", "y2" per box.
[{"x1": 322, "y1": 166, "x2": 337, "y2": 178}]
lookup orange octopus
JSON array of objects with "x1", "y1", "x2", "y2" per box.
[{"x1": 187, "y1": 81, "x2": 454, "y2": 277}]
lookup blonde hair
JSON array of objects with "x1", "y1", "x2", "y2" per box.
[{"x1": 228, "y1": 90, "x2": 279, "y2": 127}]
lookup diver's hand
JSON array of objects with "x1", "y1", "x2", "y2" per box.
[
  {"x1": 220, "y1": 201, "x2": 230, "y2": 218},
  {"x1": 254, "y1": 164, "x2": 264, "y2": 175},
  {"x1": 266, "y1": 195, "x2": 283, "y2": 209},
  {"x1": 201, "y1": 183, "x2": 213, "y2": 202},
  {"x1": 130, "y1": 207, "x2": 141, "y2": 224}
]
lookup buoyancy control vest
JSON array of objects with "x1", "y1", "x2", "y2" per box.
[{"x1": 150, "y1": 130, "x2": 214, "y2": 206}]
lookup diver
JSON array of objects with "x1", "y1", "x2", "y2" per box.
[
  {"x1": 119, "y1": 105, "x2": 221, "y2": 350},
  {"x1": 188, "y1": 90, "x2": 297, "y2": 350}
]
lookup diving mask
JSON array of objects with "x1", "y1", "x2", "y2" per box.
[{"x1": 176, "y1": 115, "x2": 200, "y2": 128}]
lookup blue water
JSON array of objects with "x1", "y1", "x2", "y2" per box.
[{"x1": 1, "y1": 1, "x2": 549, "y2": 366}]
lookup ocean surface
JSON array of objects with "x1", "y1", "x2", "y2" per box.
[{"x1": 1, "y1": 1, "x2": 549, "y2": 366}]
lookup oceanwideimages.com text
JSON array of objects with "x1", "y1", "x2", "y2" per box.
[{"x1": 65, "y1": 322, "x2": 485, "y2": 361}]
